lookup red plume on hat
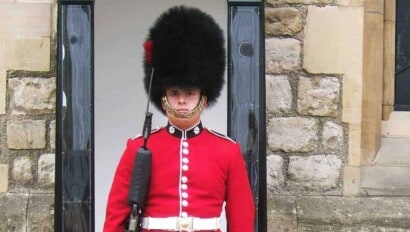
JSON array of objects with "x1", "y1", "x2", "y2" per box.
[
  {"x1": 143, "y1": 40, "x2": 154, "y2": 64},
  {"x1": 142, "y1": 5, "x2": 226, "y2": 113}
]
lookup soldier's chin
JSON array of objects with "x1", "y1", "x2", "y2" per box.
[
  {"x1": 175, "y1": 111, "x2": 193, "y2": 118},
  {"x1": 177, "y1": 110, "x2": 189, "y2": 115}
]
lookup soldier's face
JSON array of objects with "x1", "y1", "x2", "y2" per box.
[
  {"x1": 165, "y1": 87, "x2": 201, "y2": 111},
  {"x1": 163, "y1": 87, "x2": 206, "y2": 129}
]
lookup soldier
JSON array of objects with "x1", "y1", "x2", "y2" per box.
[{"x1": 104, "y1": 5, "x2": 255, "y2": 232}]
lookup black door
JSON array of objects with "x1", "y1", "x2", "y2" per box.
[
  {"x1": 395, "y1": 0, "x2": 410, "y2": 111},
  {"x1": 56, "y1": 1, "x2": 95, "y2": 231},
  {"x1": 228, "y1": 2, "x2": 266, "y2": 232}
]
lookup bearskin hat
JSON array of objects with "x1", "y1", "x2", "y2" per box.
[{"x1": 143, "y1": 5, "x2": 226, "y2": 112}]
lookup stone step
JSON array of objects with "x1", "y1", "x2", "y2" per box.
[
  {"x1": 362, "y1": 137, "x2": 410, "y2": 196},
  {"x1": 302, "y1": 196, "x2": 410, "y2": 228},
  {"x1": 268, "y1": 196, "x2": 410, "y2": 231},
  {"x1": 381, "y1": 112, "x2": 410, "y2": 137},
  {"x1": 375, "y1": 137, "x2": 410, "y2": 166},
  {"x1": 361, "y1": 166, "x2": 410, "y2": 196}
]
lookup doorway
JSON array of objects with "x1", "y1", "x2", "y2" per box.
[{"x1": 94, "y1": 1, "x2": 228, "y2": 231}]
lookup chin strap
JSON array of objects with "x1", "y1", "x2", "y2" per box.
[{"x1": 162, "y1": 96, "x2": 205, "y2": 118}]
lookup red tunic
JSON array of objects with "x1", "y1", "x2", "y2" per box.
[{"x1": 104, "y1": 122, "x2": 255, "y2": 232}]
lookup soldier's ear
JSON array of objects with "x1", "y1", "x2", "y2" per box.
[
  {"x1": 201, "y1": 96, "x2": 208, "y2": 111},
  {"x1": 161, "y1": 98, "x2": 166, "y2": 111},
  {"x1": 161, "y1": 95, "x2": 167, "y2": 111}
]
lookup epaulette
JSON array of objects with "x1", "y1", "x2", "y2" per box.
[
  {"x1": 206, "y1": 128, "x2": 237, "y2": 144},
  {"x1": 131, "y1": 127, "x2": 162, "y2": 140}
]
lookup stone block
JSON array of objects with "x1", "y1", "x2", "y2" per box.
[
  {"x1": 361, "y1": 115, "x2": 382, "y2": 164},
  {"x1": 266, "y1": 154, "x2": 284, "y2": 193},
  {"x1": 336, "y1": 0, "x2": 364, "y2": 6},
  {"x1": 0, "y1": 2, "x2": 51, "y2": 36},
  {"x1": 9, "y1": 77, "x2": 56, "y2": 115},
  {"x1": 266, "y1": 38, "x2": 301, "y2": 74},
  {"x1": 375, "y1": 138, "x2": 410, "y2": 165},
  {"x1": 0, "y1": 193, "x2": 29, "y2": 232},
  {"x1": 304, "y1": 6, "x2": 363, "y2": 75},
  {"x1": 265, "y1": 7, "x2": 302, "y2": 36},
  {"x1": 364, "y1": 0, "x2": 383, "y2": 14},
  {"x1": 18, "y1": 0, "x2": 53, "y2": 2},
  {"x1": 0, "y1": 37, "x2": 5, "y2": 67},
  {"x1": 49, "y1": 120, "x2": 55, "y2": 150},
  {"x1": 267, "y1": 0, "x2": 332, "y2": 4},
  {"x1": 38, "y1": 153, "x2": 55, "y2": 188},
  {"x1": 5, "y1": 36, "x2": 50, "y2": 71},
  {"x1": 343, "y1": 165, "x2": 360, "y2": 196},
  {"x1": 342, "y1": 74, "x2": 363, "y2": 124},
  {"x1": 382, "y1": 16, "x2": 395, "y2": 121},
  {"x1": 27, "y1": 193, "x2": 54, "y2": 232},
  {"x1": 267, "y1": 117, "x2": 318, "y2": 152},
  {"x1": 322, "y1": 121, "x2": 344, "y2": 150},
  {"x1": 266, "y1": 75, "x2": 292, "y2": 114},
  {"x1": 297, "y1": 196, "x2": 410, "y2": 228},
  {"x1": 0, "y1": 164, "x2": 9, "y2": 192},
  {"x1": 361, "y1": 166, "x2": 410, "y2": 196},
  {"x1": 12, "y1": 156, "x2": 33, "y2": 185},
  {"x1": 7, "y1": 120, "x2": 46, "y2": 149},
  {"x1": 382, "y1": 112, "x2": 410, "y2": 138},
  {"x1": 347, "y1": 123, "x2": 362, "y2": 165},
  {"x1": 384, "y1": 0, "x2": 395, "y2": 22},
  {"x1": 288, "y1": 155, "x2": 342, "y2": 190},
  {"x1": 0, "y1": 68, "x2": 5, "y2": 115},
  {"x1": 267, "y1": 195, "x2": 297, "y2": 232},
  {"x1": 362, "y1": 14, "x2": 384, "y2": 103},
  {"x1": 299, "y1": 224, "x2": 410, "y2": 231},
  {"x1": 297, "y1": 76, "x2": 340, "y2": 117}
]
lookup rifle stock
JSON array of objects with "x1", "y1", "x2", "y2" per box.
[
  {"x1": 126, "y1": 68, "x2": 154, "y2": 232},
  {"x1": 126, "y1": 113, "x2": 153, "y2": 232},
  {"x1": 125, "y1": 204, "x2": 141, "y2": 232},
  {"x1": 128, "y1": 148, "x2": 152, "y2": 207},
  {"x1": 126, "y1": 147, "x2": 152, "y2": 232}
]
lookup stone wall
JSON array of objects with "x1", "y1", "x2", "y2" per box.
[
  {"x1": 1, "y1": 0, "x2": 408, "y2": 232},
  {"x1": 265, "y1": 0, "x2": 346, "y2": 196},
  {"x1": 266, "y1": 0, "x2": 410, "y2": 231},
  {"x1": 0, "y1": 1, "x2": 56, "y2": 231}
]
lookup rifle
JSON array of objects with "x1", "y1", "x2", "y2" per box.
[{"x1": 125, "y1": 69, "x2": 154, "y2": 232}]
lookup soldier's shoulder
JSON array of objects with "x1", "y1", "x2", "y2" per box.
[
  {"x1": 205, "y1": 128, "x2": 237, "y2": 144},
  {"x1": 131, "y1": 126, "x2": 162, "y2": 140}
]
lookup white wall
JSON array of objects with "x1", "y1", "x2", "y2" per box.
[{"x1": 95, "y1": 1, "x2": 227, "y2": 231}]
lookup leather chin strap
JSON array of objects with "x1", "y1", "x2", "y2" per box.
[{"x1": 161, "y1": 96, "x2": 205, "y2": 118}]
